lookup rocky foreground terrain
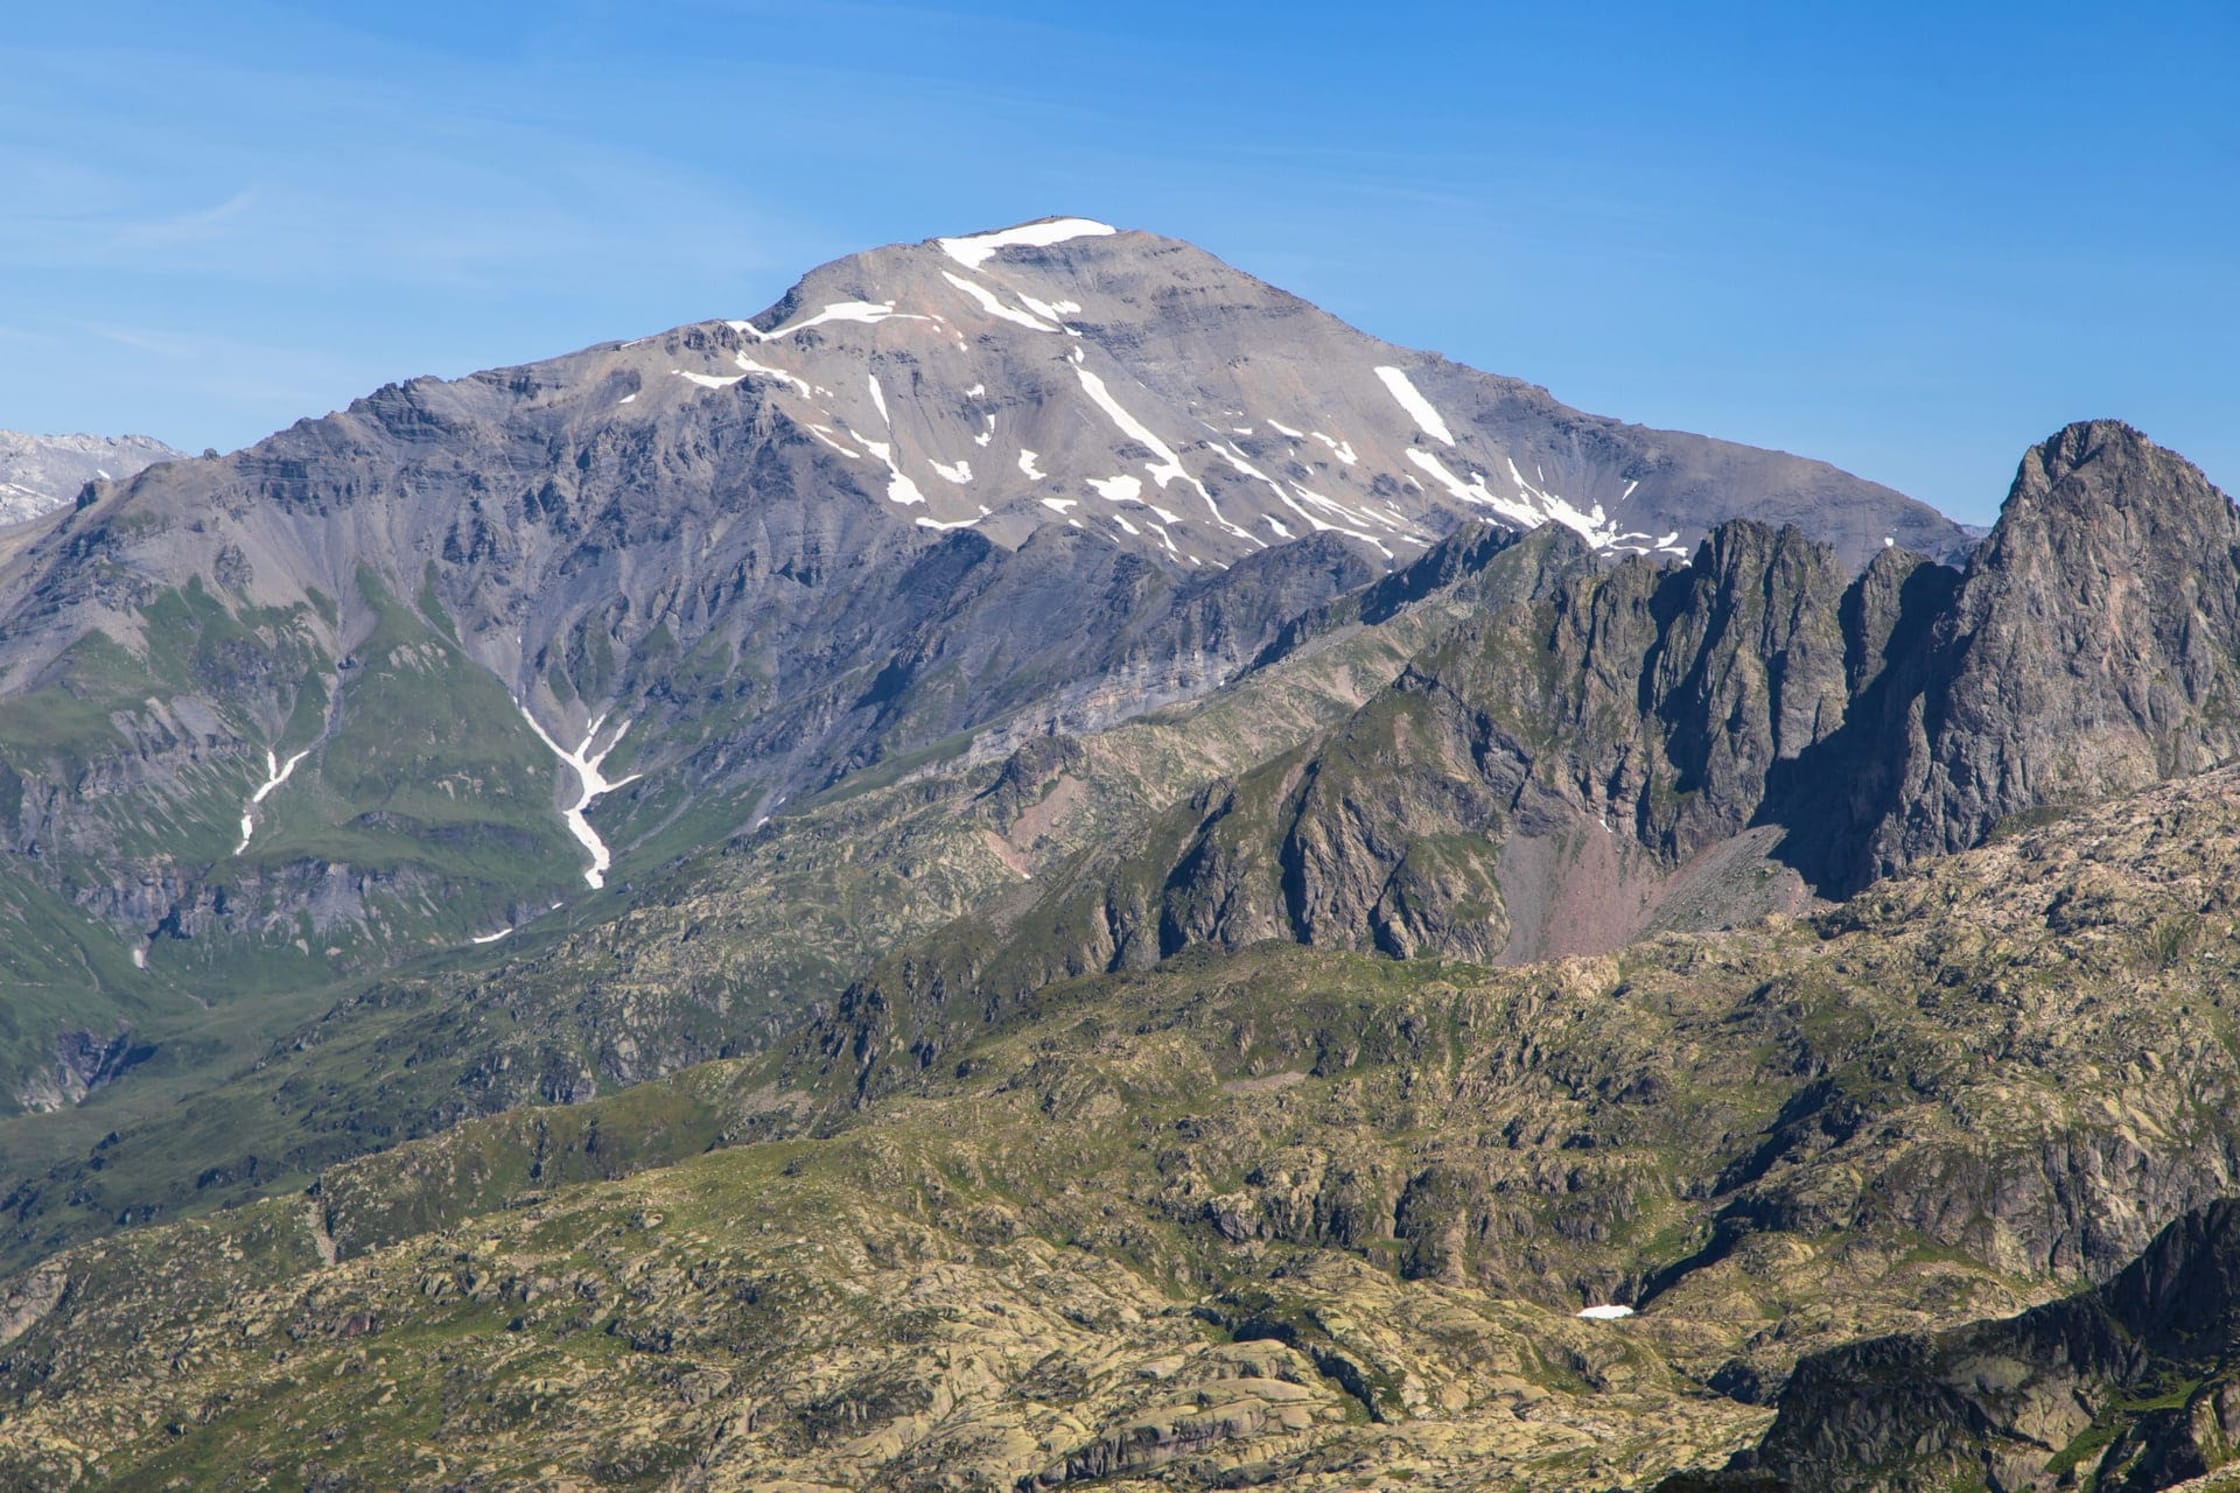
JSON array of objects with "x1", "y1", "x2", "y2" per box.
[{"x1": 9, "y1": 752, "x2": 2240, "y2": 1487}]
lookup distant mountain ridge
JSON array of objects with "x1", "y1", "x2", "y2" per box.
[{"x1": 0, "y1": 431, "x2": 181, "y2": 526}]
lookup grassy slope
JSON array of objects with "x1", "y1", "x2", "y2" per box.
[{"x1": 0, "y1": 576, "x2": 1457, "y2": 1269}]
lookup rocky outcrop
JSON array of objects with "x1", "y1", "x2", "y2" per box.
[
  {"x1": 1864, "y1": 421, "x2": 2240, "y2": 879},
  {"x1": 12, "y1": 1025, "x2": 154, "y2": 1113},
  {"x1": 1675, "y1": 1201, "x2": 2240, "y2": 1492}
]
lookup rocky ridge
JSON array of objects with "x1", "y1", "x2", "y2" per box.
[
  {"x1": 0, "y1": 431, "x2": 181, "y2": 527},
  {"x1": 823, "y1": 423, "x2": 2240, "y2": 1092}
]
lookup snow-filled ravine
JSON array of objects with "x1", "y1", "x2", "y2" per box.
[
  {"x1": 234, "y1": 747, "x2": 311, "y2": 854},
  {"x1": 516, "y1": 706, "x2": 641, "y2": 890}
]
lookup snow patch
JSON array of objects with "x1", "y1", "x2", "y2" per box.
[
  {"x1": 1268, "y1": 419, "x2": 1304, "y2": 439},
  {"x1": 1018, "y1": 448, "x2": 1047, "y2": 480},
  {"x1": 234, "y1": 747, "x2": 312, "y2": 854},
  {"x1": 516, "y1": 707, "x2": 642, "y2": 890},
  {"x1": 672, "y1": 369, "x2": 743, "y2": 390},
  {"x1": 750, "y1": 300, "x2": 936, "y2": 339},
  {"x1": 1577, "y1": 1305, "x2": 1635, "y2": 1321},
  {"x1": 929, "y1": 457, "x2": 973, "y2": 484},
  {"x1": 470, "y1": 928, "x2": 513, "y2": 946},
  {"x1": 1407, "y1": 449, "x2": 1547, "y2": 531},
  {"x1": 734, "y1": 354, "x2": 812, "y2": 397},
  {"x1": 936, "y1": 217, "x2": 1116, "y2": 269},
  {"x1": 806, "y1": 425, "x2": 862, "y2": 459},
  {"x1": 1088, "y1": 474, "x2": 1143, "y2": 503},
  {"x1": 916, "y1": 515, "x2": 980, "y2": 531},
  {"x1": 1040, "y1": 498, "x2": 1077, "y2": 514},
  {"x1": 1312, "y1": 431, "x2": 1358, "y2": 465},
  {"x1": 940, "y1": 270, "x2": 1061, "y2": 332},
  {"x1": 859, "y1": 376, "x2": 925, "y2": 504},
  {"x1": 1071, "y1": 365, "x2": 1258, "y2": 546},
  {"x1": 1374, "y1": 366, "x2": 1456, "y2": 446}
]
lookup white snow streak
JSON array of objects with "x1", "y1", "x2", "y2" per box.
[
  {"x1": 929, "y1": 457, "x2": 973, "y2": 484},
  {"x1": 1070, "y1": 365, "x2": 1259, "y2": 546},
  {"x1": 1374, "y1": 366, "x2": 1456, "y2": 446},
  {"x1": 915, "y1": 515, "x2": 980, "y2": 531},
  {"x1": 1017, "y1": 448, "x2": 1047, "y2": 480},
  {"x1": 1211, "y1": 442, "x2": 1391, "y2": 556},
  {"x1": 748, "y1": 300, "x2": 937, "y2": 339},
  {"x1": 940, "y1": 270, "x2": 1061, "y2": 332},
  {"x1": 861, "y1": 375, "x2": 926, "y2": 505},
  {"x1": 672, "y1": 369, "x2": 744, "y2": 390},
  {"x1": 734, "y1": 353, "x2": 812, "y2": 397},
  {"x1": 516, "y1": 707, "x2": 642, "y2": 890},
  {"x1": 806, "y1": 425, "x2": 862, "y2": 459},
  {"x1": 1407, "y1": 449, "x2": 1548, "y2": 532},
  {"x1": 1041, "y1": 498, "x2": 1078, "y2": 514},
  {"x1": 936, "y1": 218, "x2": 1116, "y2": 268},
  {"x1": 234, "y1": 748, "x2": 312, "y2": 854},
  {"x1": 1397, "y1": 447, "x2": 1627, "y2": 550},
  {"x1": 1577, "y1": 1305, "x2": 1635, "y2": 1321},
  {"x1": 470, "y1": 928, "x2": 513, "y2": 945}
]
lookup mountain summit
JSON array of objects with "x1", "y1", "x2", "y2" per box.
[{"x1": 669, "y1": 216, "x2": 1966, "y2": 571}]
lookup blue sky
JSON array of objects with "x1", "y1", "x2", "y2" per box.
[{"x1": 4, "y1": 1, "x2": 2233, "y2": 523}]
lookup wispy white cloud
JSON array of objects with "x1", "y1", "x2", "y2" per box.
[{"x1": 104, "y1": 188, "x2": 261, "y2": 253}]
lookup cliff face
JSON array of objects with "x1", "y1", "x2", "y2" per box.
[{"x1": 1865, "y1": 421, "x2": 2240, "y2": 876}]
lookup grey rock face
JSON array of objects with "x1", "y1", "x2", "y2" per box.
[
  {"x1": 0, "y1": 431, "x2": 181, "y2": 526},
  {"x1": 1866, "y1": 420, "x2": 2240, "y2": 876}
]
